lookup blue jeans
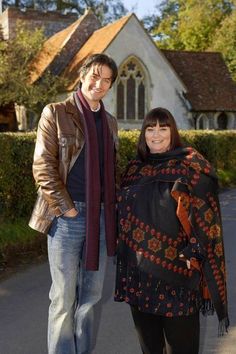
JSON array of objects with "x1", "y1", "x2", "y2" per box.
[{"x1": 47, "y1": 202, "x2": 107, "y2": 354}]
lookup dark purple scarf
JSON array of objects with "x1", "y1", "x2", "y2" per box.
[{"x1": 74, "y1": 89, "x2": 116, "y2": 270}]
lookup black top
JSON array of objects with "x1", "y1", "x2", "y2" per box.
[{"x1": 66, "y1": 109, "x2": 104, "y2": 202}]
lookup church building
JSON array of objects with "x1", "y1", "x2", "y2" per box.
[{"x1": 1, "y1": 7, "x2": 236, "y2": 130}]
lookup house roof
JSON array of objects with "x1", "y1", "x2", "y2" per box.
[
  {"x1": 29, "y1": 9, "x2": 95, "y2": 84},
  {"x1": 162, "y1": 50, "x2": 236, "y2": 111},
  {"x1": 63, "y1": 13, "x2": 133, "y2": 91}
]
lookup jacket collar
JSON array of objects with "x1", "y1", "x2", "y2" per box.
[
  {"x1": 65, "y1": 94, "x2": 84, "y2": 133},
  {"x1": 66, "y1": 92, "x2": 116, "y2": 143}
]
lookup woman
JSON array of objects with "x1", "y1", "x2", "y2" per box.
[{"x1": 115, "y1": 108, "x2": 229, "y2": 354}]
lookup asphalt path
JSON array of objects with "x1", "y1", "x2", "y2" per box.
[{"x1": 0, "y1": 189, "x2": 236, "y2": 354}]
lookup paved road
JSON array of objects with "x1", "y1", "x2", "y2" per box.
[{"x1": 0, "y1": 189, "x2": 236, "y2": 354}]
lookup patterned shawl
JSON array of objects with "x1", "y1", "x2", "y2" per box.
[{"x1": 117, "y1": 146, "x2": 229, "y2": 332}]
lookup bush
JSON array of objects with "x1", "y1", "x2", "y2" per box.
[
  {"x1": 0, "y1": 130, "x2": 236, "y2": 221},
  {"x1": 179, "y1": 130, "x2": 236, "y2": 172},
  {"x1": 118, "y1": 130, "x2": 140, "y2": 172},
  {"x1": 0, "y1": 132, "x2": 36, "y2": 219}
]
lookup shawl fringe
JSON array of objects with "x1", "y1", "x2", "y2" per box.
[
  {"x1": 218, "y1": 317, "x2": 230, "y2": 336},
  {"x1": 201, "y1": 298, "x2": 215, "y2": 316}
]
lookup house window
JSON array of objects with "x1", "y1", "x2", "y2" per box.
[
  {"x1": 117, "y1": 58, "x2": 146, "y2": 120},
  {"x1": 198, "y1": 116, "x2": 205, "y2": 129},
  {"x1": 196, "y1": 114, "x2": 209, "y2": 129},
  {"x1": 217, "y1": 113, "x2": 228, "y2": 130}
]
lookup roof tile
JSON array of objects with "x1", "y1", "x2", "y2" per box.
[
  {"x1": 162, "y1": 50, "x2": 236, "y2": 111},
  {"x1": 29, "y1": 9, "x2": 100, "y2": 83}
]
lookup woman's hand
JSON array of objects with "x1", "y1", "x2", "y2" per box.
[{"x1": 179, "y1": 254, "x2": 191, "y2": 269}]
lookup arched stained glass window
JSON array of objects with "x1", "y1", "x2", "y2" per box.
[
  {"x1": 117, "y1": 81, "x2": 124, "y2": 120},
  {"x1": 138, "y1": 82, "x2": 145, "y2": 120},
  {"x1": 116, "y1": 58, "x2": 146, "y2": 120},
  {"x1": 127, "y1": 76, "x2": 135, "y2": 119}
]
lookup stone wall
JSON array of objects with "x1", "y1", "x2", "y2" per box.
[{"x1": 0, "y1": 7, "x2": 78, "y2": 40}]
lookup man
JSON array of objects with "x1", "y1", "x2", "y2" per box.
[{"x1": 29, "y1": 54, "x2": 118, "y2": 354}]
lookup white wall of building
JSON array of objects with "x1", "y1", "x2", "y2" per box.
[{"x1": 102, "y1": 15, "x2": 192, "y2": 130}]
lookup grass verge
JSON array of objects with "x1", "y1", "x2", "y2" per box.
[{"x1": 0, "y1": 218, "x2": 47, "y2": 280}]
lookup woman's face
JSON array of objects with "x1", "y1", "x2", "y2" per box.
[{"x1": 145, "y1": 122, "x2": 171, "y2": 153}]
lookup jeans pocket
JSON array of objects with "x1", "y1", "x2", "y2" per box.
[{"x1": 60, "y1": 211, "x2": 79, "y2": 221}]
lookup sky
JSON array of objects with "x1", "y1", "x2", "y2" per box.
[{"x1": 122, "y1": 0, "x2": 162, "y2": 19}]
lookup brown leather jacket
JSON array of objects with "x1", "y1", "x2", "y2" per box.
[{"x1": 29, "y1": 94, "x2": 118, "y2": 234}]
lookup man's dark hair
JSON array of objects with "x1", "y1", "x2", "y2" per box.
[{"x1": 78, "y1": 53, "x2": 118, "y2": 87}]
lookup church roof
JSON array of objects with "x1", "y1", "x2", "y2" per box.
[
  {"x1": 27, "y1": 8, "x2": 236, "y2": 113},
  {"x1": 162, "y1": 50, "x2": 236, "y2": 111},
  {"x1": 29, "y1": 9, "x2": 100, "y2": 84},
  {"x1": 63, "y1": 14, "x2": 133, "y2": 90}
]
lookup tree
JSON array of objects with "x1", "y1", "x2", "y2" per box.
[
  {"x1": 2, "y1": 0, "x2": 128, "y2": 24},
  {"x1": 143, "y1": 0, "x2": 236, "y2": 79},
  {"x1": 210, "y1": 9, "x2": 236, "y2": 80},
  {"x1": 0, "y1": 22, "x2": 67, "y2": 116},
  {"x1": 143, "y1": 1, "x2": 181, "y2": 47}
]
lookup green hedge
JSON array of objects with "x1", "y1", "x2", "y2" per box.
[
  {"x1": 0, "y1": 133, "x2": 36, "y2": 219},
  {"x1": 0, "y1": 130, "x2": 236, "y2": 220}
]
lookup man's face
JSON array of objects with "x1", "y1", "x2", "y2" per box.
[{"x1": 80, "y1": 64, "x2": 113, "y2": 106}]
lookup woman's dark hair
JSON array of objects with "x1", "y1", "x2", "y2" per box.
[
  {"x1": 137, "y1": 107, "x2": 183, "y2": 160},
  {"x1": 78, "y1": 53, "x2": 118, "y2": 87}
]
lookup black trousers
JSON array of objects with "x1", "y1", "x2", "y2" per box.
[{"x1": 130, "y1": 306, "x2": 200, "y2": 354}]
